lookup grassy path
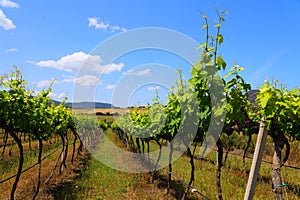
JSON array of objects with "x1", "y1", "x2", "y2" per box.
[
  {"x1": 57, "y1": 129, "x2": 178, "y2": 200},
  {"x1": 57, "y1": 129, "x2": 300, "y2": 200}
]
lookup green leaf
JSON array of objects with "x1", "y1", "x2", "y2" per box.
[
  {"x1": 201, "y1": 24, "x2": 208, "y2": 29},
  {"x1": 216, "y1": 56, "x2": 227, "y2": 70},
  {"x1": 224, "y1": 72, "x2": 233, "y2": 79},
  {"x1": 215, "y1": 23, "x2": 221, "y2": 28},
  {"x1": 216, "y1": 34, "x2": 224, "y2": 45},
  {"x1": 259, "y1": 92, "x2": 272, "y2": 108},
  {"x1": 221, "y1": 10, "x2": 228, "y2": 14},
  {"x1": 196, "y1": 43, "x2": 206, "y2": 51},
  {"x1": 237, "y1": 67, "x2": 245, "y2": 72},
  {"x1": 225, "y1": 79, "x2": 237, "y2": 90},
  {"x1": 207, "y1": 47, "x2": 214, "y2": 52}
]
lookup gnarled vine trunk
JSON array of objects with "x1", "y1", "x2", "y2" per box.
[
  {"x1": 71, "y1": 132, "x2": 78, "y2": 163},
  {"x1": 243, "y1": 134, "x2": 252, "y2": 168},
  {"x1": 59, "y1": 134, "x2": 66, "y2": 174},
  {"x1": 33, "y1": 138, "x2": 43, "y2": 200},
  {"x1": 271, "y1": 130, "x2": 289, "y2": 200},
  {"x1": 216, "y1": 138, "x2": 223, "y2": 200},
  {"x1": 152, "y1": 138, "x2": 162, "y2": 182},
  {"x1": 63, "y1": 134, "x2": 69, "y2": 169},
  {"x1": 181, "y1": 146, "x2": 195, "y2": 200},
  {"x1": 167, "y1": 141, "x2": 174, "y2": 193},
  {"x1": 0, "y1": 123, "x2": 24, "y2": 200},
  {"x1": 1, "y1": 130, "x2": 8, "y2": 159},
  {"x1": 136, "y1": 137, "x2": 141, "y2": 153}
]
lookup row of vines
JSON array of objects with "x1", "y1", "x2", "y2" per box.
[
  {"x1": 0, "y1": 10, "x2": 299, "y2": 200},
  {"x1": 0, "y1": 68, "x2": 106, "y2": 200},
  {"x1": 110, "y1": 11, "x2": 300, "y2": 200}
]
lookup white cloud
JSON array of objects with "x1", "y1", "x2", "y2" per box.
[
  {"x1": 110, "y1": 25, "x2": 120, "y2": 31},
  {"x1": 106, "y1": 84, "x2": 116, "y2": 90},
  {"x1": 0, "y1": 9, "x2": 15, "y2": 30},
  {"x1": 30, "y1": 51, "x2": 124, "y2": 74},
  {"x1": 88, "y1": 17, "x2": 109, "y2": 30},
  {"x1": 0, "y1": 0, "x2": 19, "y2": 8},
  {"x1": 49, "y1": 92, "x2": 58, "y2": 99},
  {"x1": 57, "y1": 93, "x2": 67, "y2": 99},
  {"x1": 5, "y1": 48, "x2": 17, "y2": 53},
  {"x1": 123, "y1": 69, "x2": 151, "y2": 76},
  {"x1": 95, "y1": 63, "x2": 124, "y2": 74},
  {"x1": 88, "y1": 17, "x2": 127, "y2": 33},
  {"x1": 63, "y1": 75, "x2": 101, "y2": 87},
  {"x1": 30, "y1": 51, "x2": 91, "y2": 72},
  {"x1": 48, "y1": 92, "x2": 56, "y2": 99},
  {"x1": 148, "y1": 86, "x2": 160, "y2": 91},
  {"x1": 62, "y1": 78, "x2": 73, "y2": 83},
  {"x1": 62, "y1": 74, "x2": 75, "y2": 79},
  {"x1": 110, "y1": 25, "x2": 127, "y2": 33},
  {"x1": 37, "y1": 79, "x2": 58, "y2": 88},
  {"x1": 49, "y1": 92, "x2": 67, "y2": 100}
]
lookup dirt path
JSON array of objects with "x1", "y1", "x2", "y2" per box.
[{"x1": 0, "y1": 143, "x2": 87, "y2": 200}]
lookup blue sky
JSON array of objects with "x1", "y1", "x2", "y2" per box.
[{"x1": 0, "y1": 0, "x2": 299, "y2": 106}]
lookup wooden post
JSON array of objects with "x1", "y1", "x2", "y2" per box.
[{"x1": 244, "y1": 117, "x2": 268, "y2": 200}]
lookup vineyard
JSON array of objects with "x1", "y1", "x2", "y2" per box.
[{"x1": 1, "y1": 11, "x2": 300, "y2": 200}]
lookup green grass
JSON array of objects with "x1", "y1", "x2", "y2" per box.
[
  {"x1": 57, "y1": 153, "x2": 140, "y2": 200},
  {"x1": 124, "y1": 134, "x2": 300, "y2": 199},
  {"x1": 165, "y1": 146, "x2": 300, "y2": 200},
  {"x1": 57, "y1": 130, "x2": 300, "y2": 199},
  {"x1": 58, "y1": 129, "x2": 141, "y2": 200},
  {"x1": 97, "y1": 115, "x2": 115, "y2": 123}
]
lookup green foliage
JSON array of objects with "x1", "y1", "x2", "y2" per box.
[
  {"x1": 75, "y1": 114, "x2": 101, "y2": 142},
  {"x1": 224, "y1": 64, "x2": 251, "y2": 125},
  {"x1": 99, "y1": 120, "x2": 109, "y2": 130},
  {"x1": 256, "y1": 80, "x2": 300, "y2": 139},
  {"x1": 0, "y1": 67, "x2": 76, "y2": 141},
  {"x1": 2, "y1": 8, "x2": 299, "y2": 199}
]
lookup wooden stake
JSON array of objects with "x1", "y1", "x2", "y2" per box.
[{"x1": 244, "y1": 117, "x2": 268, "y2": 200}]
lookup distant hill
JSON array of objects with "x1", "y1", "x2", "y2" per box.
[
  {"x1": 51, "y1": 100, "x2": 114, "y2": 109},
  {"x1": 50, "y1": 90, "x2": 259, "y2": 109}
]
